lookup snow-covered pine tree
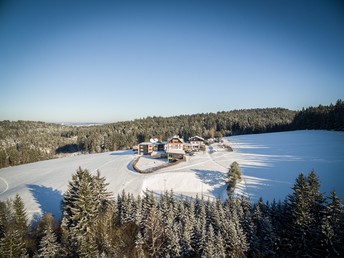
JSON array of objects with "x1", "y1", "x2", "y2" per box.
[
  {"x1": 143, "y1": 206, "x2": 164, "y2": 258},
  {"x1": 135, "y1": 195, "x2": 143, "y2": 227},
  {"x1": 96, "y1": 201, "x2": 117, "y2": 257},
  {"x1": 13, "y1": 194, "x2": 28, "y2": 234},
  {"x1": 61, "y1": 167, "x2": 112, "y2": 257},
  {"x1": 176, "y1": 197, "x2": 186, "y2": 225},
  {"x1": 165, "y1": 221, "x2": 181, "y2": 257},
  {"x1": 252, "y1": 203, "x2": 276, "y2": 257},
  {"x1": 287, "y1": 172, "x2": 316, "y2": 257},
  {"x1": 230, "y1": 208, "x2": 248, "y2": 258},
  {"x1": 0, "y1": 228, "x2": 28, "y2": 257},
  {"x1": 135, "y1": 231, "x2": 145, "y2": 258},
  {"x1": 180, "y1": 216, "x2": 194, "y2": 257},
  {"x1": 94, "y1": 169, "x2": 112, "y2": 211},
  {"x1": 0, "y1": 195, "x2": 28, "y2": 257},
  {"x1": 322, "y1": 190, "x2": 344, "y2": 256},
  {"x1": 37, "y1": 223, "x2": 62, "y2": 258},
  {"x1": 201, "y1": 223, "x2": 215, "y2": 258},
  {"x1": 214, "y1": 230, "x2": 226, "y2": 258}
]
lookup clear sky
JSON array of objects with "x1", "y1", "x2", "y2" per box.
[{"x1": 1, "y1": 0, "x2": 343, "y2": 123}]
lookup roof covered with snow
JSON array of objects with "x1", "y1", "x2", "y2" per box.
[
  {"x1": 166, "y1": 135, "x2": 184, "y2": 144},
  {"x1": 166, "y1": 149, "x2": 186, "y2": 155},
  {"x1": 189, "y1": 136, "x2": 205, "y2": 141}
]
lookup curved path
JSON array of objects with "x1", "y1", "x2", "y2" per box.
[{"x1": 0, "y1": 176, "x2": 9, "y2": 194}]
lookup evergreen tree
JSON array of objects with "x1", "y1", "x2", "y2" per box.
[
  {"x1": 214, "y1": 230, "x2": 226, "y2": 258},
  {"x1": 37, "y1": 224, "x2": 62, "y2": 258},
  {"x1": 287, "y1": 172, "x2": 328, "y2": 257},
  {"x1": 202, "y1": 224, "x2": 215, "y2": 258},
  {"x1": 12, "y1": 194, "x2": 28, "y2": 234},
  {"x1": 322, "y1": 190, "x2": 344, "y2": 256},
  {"x1": 227, "y1": 161, "x2": 242, "y2": 193},
  {"x1": 143, "y1": 206, "x2": 164, "y2": 258},
  {"x1": 230, "y1": 208, "x2": 248, "y2": 258},
  {"x1": 0, "y1": 195, "x2": 28, "y2": 257},
  {"x1": 135, "y1": 231, "x2": 145, "y2": 258},
  {"x1": 61, "y1": 167, "x2": 112, "y2": 257}
]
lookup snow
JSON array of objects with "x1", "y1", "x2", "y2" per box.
[
  {"x1": 0, "y1": 130, "x2": 343, "y2": 220},
  {"x1": 228, "y1": 130, "x2": 344, "y2": 202}
]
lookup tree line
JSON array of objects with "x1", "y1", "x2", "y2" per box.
[
  {"x1": 1, "y1": 100, "x2": 343, "y2": 169},
  {"x1": 0, "y1": 168, "x2": 343, "y2": 257}
]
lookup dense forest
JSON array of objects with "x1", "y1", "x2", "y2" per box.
[
  {"x1": 0, "y1": 168, "x2": 343, "y2": 257},
  {"x1": 0, "y1": 100, "x2": 343, "y2": 168}
]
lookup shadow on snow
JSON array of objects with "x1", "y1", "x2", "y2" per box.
[
  {"x1": 109, "y1": 150, "x2": 134, "y2": 156},
  {"x1": 27, "y1": 184, "x2": 63, "y2": 221},
  {"x1": 193, "y1": 169, "x2": 227, "y2": 200}
]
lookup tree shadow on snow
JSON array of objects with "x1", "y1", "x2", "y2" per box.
[
  {"x1": 27, "y1": 184, "x2": 63, "y2": 221},
  {"x1": 109, "y1": 150, "x2": 133, "y2": 156},
  {"x1": 193, "y1": 169, "x2": 228, "y2": 200},
  {"x1": 193, "y1": 169, "x2": 226, "y2": 186}
]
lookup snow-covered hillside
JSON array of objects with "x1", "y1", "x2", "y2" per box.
[{"x1": 0, "y1": 130, "x2": 343, "y2": 220}]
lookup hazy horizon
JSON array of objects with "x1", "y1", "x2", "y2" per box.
[{"x1": 1, "y1": 1, "x2": 343, "y2": 123}]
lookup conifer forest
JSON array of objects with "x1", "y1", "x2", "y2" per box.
[
  {"x1": 0, "y1": 100, "x2": 344, "y2": 257},
  {"x1": 1, "y1": 100, "x2": 343, "y2": 169},
  {"x1": 0, "y1": 168, "x2": 343, "y2": 257}
]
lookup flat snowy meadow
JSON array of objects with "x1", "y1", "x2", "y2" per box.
[{"x1": 0, "y1": 130, "x2": 343, "y2": 220}]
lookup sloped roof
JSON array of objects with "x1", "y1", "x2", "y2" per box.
[
  {"x1": 138, "y1": 142, "x2": 153, "y2": 146},
  {"x1": 189, "y1": 136, "x2": 205, "y2": 141},
  {"x1": 166, "y1": 135, "x2": 184, "y2": 144}
]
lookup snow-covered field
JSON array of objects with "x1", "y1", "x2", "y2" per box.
[
  {"x1": 229, "y1": 130, "x2": 344, "y2": 202},
  {"x1": 0, "y1": 130, "x2": 343, "y2": 220}
]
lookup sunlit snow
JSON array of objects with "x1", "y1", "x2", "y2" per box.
[{"x1": 0, "y1": 130, "x2": 343, "y2": 220}]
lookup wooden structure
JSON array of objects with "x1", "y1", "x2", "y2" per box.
[
  {"x1": 138, "y1": 140, "x2": 165, "y2": 156},
  {"x1": 165, "y1": 135, "x2": 184, "y2": 152},
  {"x1": 188, "y1": 136, "x2": 205, "y2": 151},
  {"x1": 138, "y1": 142, "x2": 154, "y2": 155}
]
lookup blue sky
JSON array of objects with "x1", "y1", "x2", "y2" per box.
[{"x1": 1, "y1": 1, "x2": 343, "y2": 123}]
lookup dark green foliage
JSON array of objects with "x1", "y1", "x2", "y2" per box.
[
  {"x1": 1, "y1": 170, "x2": 343, "y2": 257},
  {"x1": 2, "y1": 100, "x2": 343, "y2": 169},
  {"x1": 0, "y1": 107, "x2": 296, "y2": 169},
  {"x1": 61, "y1": 167, "x2": 112, "y2": 257},
  {"x1": 292, "y1": 99, "x2": 344, "y2": 130},
  {"x1": 37, "y1": 223, "x2": 62, "y2": 258},
  {"x1": 0, "y1": 195, "x2": 29, "y2": 257},
  {"x1": 227, "y1": 161, "x2": 242, "y2": 192}
]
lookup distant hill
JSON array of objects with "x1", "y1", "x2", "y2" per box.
[{"x1": 0, "y1": 100, "x2": 343, "y2": 169}]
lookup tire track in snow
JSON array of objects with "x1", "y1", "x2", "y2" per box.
[{"x1": 0, "y1": 177, "x2": 9, "y2": 194}]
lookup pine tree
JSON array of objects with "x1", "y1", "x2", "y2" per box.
[
  {"x1": 37, "y1": 224, "x2": 62, "y2": 258},
  {"x1": 61, "y1": 167, "x2": 112, "y2": 257},
  {"x1": 143, "y1": 206, "x2": 164, "y2": 258},
  {"x1": 252, "y1": 204, "x2": 276, "y2": 257},
  {"x1": 322, "y1": 190, "x2": 344, "y2": 256},
  {"x1": 202, "y1": 224, "x2": 215, "y2": 258},
  {"x1": 0, "y1": 195, "x2": 28, "y2": 257},
  {"x1": 135, "y1": 231, "x2": 145, "y2": 258},
  {"x1": 214, "y1": 230, "x2": 226, "y2": 258},
  {"x1": 135, "y1": 195, "x2": 143, "y2": 227},
  {"x1": 287, "y1": 172, "x2": 327, "y2": 257},
  {"x1": 227, "y1": 161, "x2": 242, "y2": 193},
  {"x1": 228, "y1": 208, "x2": 248, "y2": 258},
  {"x1": 12, "y1": 194, "x2": 28, "y2": 234},
  {"x1": 96, "y1": 201, "x2": 117, "y2": 257},
  {"x1": 0, "y1": 228, "x2": 28, "y2": 257}
]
